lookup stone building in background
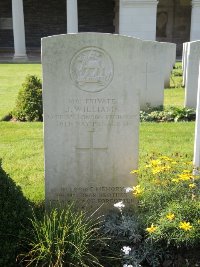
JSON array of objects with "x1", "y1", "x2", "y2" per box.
[{"x1": 0, "y1": 0, "x2": 199, "y2": 59}]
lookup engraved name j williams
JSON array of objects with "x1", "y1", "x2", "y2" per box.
[
  {"x1": 70, "y1": 47, "x2": 114, "y2": 93},
  {"x1": 65, "y1": 105, "x2": 117, "y2": 113}
]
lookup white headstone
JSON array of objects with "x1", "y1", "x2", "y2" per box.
[
  {"x1": 139, "y1": 41, "x2": 176, "y2": 109},
  {"x1": 193, "y1": 60, "x2": 200, "y2": 169},
  {"x1": 185, "y1": 41, "x2": 200, "y2": 108},
  {"x1": 164, "y1": 43, "x2": 176, "y2": 88},
  {"x1": 42, "y1": 33, "x2": 142, "y2": 212},
  {"x1": 182, "y1": 42, "x2": 188, "y2": 87}
]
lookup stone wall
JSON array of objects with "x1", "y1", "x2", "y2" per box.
[
  {"x1": 0, "y1": 0, "x2": 192, "y2": 55},
  {"x1": 0, "y1": 0, "x2": 115, "y2": 50},
  {"x1": 156, "y1": 0, "x2": 191, "y2": 57},
  {"x1": 24, "y1": 0, "x2": 66, "y2": 48},
  {"x1": 0, "y1": 0, "x2": 14, "y2": 50},
  {"x1": 78, "y1": 0, "x2": 115, "y2": 33}
]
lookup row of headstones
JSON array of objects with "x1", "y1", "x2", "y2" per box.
[{"x1": 42, "y1": 33, "x2": 177, "y2": 212}]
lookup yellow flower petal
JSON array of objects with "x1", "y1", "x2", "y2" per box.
[
  {"x1": 132, "y1": 185, "x2": 144, "y2": 196},
  {"x1": 146, "y1": 223, "x2": 158, "y2": 233},
  {"x1": 189, "y1": 183, "x2": 196, "y2": 189},
  {"x1": 166, "y1": 213, "x2": 175, "y2": 221},
  {"x1": 179, "y1": 221, "x2": 193, "y2": 231}
]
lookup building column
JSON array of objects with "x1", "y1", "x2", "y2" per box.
[
  {"x1": 190, "y1": 0, "x2": 200, "y2": 41},
  {"x1": 67, "y1": 0, "x2": 78, "y2": 33},
  {"x1": 119, "y1": 0, "x2": 158, "y2": 40},
  {"x1": 12, "y1": 0, "x2": 27, "y2": 60}
]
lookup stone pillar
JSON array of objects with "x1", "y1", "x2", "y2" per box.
[
  {"x1": 12, "y1": 0, "x2": 27, "y2": 60},
  {"x1": 114, "y1": 0, "x2": 119, "y2": 33},
  {"x1": 119, "y1": 0, "x2": 158, "y2": 40},
  {"x1": 67, "y1": 0, "x2": 78, "y2": 33},
  {"x1": 190, "y1": 0, "x2": 200, "y2": 41}
]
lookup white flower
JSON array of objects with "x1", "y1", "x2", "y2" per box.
[
  {"x1": 114, "y1": 201, "x2": 125, "y2": 210},
  {"x1": 121, "y1": 246, "x2": 131, "y2": 255},
  {"x1": 124, "y1": 187, "x2": 133, "y2": 193},
  {"x1": 123, "y1": 265, "x2": 133, "y2": 267}
]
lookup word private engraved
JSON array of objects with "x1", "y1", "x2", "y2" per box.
[{"x1": 70, "y1": 47, "x2": 114, "y2": 92}]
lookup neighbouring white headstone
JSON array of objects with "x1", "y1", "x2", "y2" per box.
[
  {"x1": 182, "y1": 42, "x2": 188, "y2": 87},
  {"x1": 42, "y1": 33, "x2": 142, "y2": 212},
  {"x1": 193, "y1": 61, "x2": 200, "y2": 169},
  {"x1": 139, "y1": 41, "x2": 176, "y2": 109},
  {"x1": 185, "y1": 41, "x2": 200, "y2": 109},
  {"x1": 164, "y1": 43, "x2": 176, "y2": 88}
]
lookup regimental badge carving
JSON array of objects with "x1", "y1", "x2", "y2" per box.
[{"x1": 70, "y1": 47, "x2": 114, "y2": 92}]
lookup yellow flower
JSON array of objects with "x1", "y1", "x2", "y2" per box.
[
  {"x1": 159, "y1": 156, "x2": 172, "y2": 161},
  {"x1": 130, "y1": 169, "x2": 139, "y2": 174},
  {"x1": 172, "y1": 178, "x2": 180, "y2": 183},
  {"x1": 184, "y1": 161, "x2": 193, "y2": 165},
  {"x1": 133, "y1": 185, "x2": 143, "y2": 196},
  {"x1": 151, "y1": 159, "x2": 162, "y2": 166},
  {"x1": 152, "y1": 165, "x2": 171, "y2": 175},
  {"x1": 179, "y1": 221, "x2": 193, "y2": 231},
  {"x1": 146, "y1": 159, "x2": 162, "y2": 169},
  {"x1": 178, "y1": 173, "x2": 192, "y2": 181},
  {"x1": 166, "y1": 213, "x2": 175, "y2": 221},
  {"x1": 146, "y1": 223, "x2": 158, "y2": 233},
  {"x1": 189, "y1": 183, "x2": 196, "y2": 189},
  {"x1": 152, "y1": 167, "x2": 163, "y2": 174}
]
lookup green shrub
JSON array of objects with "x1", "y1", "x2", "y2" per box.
[
  {"x1": 134, "y1": 155, "x2": 200, "y2": 248},
  {"x1": 140, "y1": 106, "x2": 195, "y2": 122},
  {"x1": 21, "y1": 205, "x2": 104, "y2": 267},
  {"x1": 12, "y1": 75, "x2": 43, "y2": 121},
  {"x1": 103, "y1": 205, "x2": 172, "y2": 266},
  {"x1": 0, "y1": 113, "x2": 12, "y2": 122},
  {"x1": 105, "y1": 155, "x2": 200, "y2": 266},
  {"x1": 0, "y1": 159, "x2": 32, "y2": 266}
]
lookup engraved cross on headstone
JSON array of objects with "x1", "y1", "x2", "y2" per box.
[
  {"x1": 76, "y1": 128, "x2": 108, "y2": 181},
  {"x1": 142, "y1": 62, "x2": 157, "y2": 91}
]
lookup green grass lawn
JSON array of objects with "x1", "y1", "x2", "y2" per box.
[
  {"x1": 0, "y1": 121, "x2": 195, "y2": 203},
  {"x1": 164, "y1": 87, "x2": 185, "y2": 107},
  {"x1": 0, "y1": 122, "x2": 44, "y2": 202},
  {"x1": 164, "y1": 62, "x2": 184, "y2": 107},
  {"x1": 0, "y1": 64, "x2": 41, "y2": 119},
  {"x1": 0, "y1": 63, "x2": 195, "y2": 203},
  {"x1": 0, "y1": 63, "x2": 184, "y2": 120}
]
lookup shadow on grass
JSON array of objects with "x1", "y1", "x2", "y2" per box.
[{"x1": 0, "y1": 159, "x2": 39, "y2": 266}]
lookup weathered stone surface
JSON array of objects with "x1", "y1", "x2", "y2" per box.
[
  {"x1": 182, "y1": 42, "x2": 189, "y2": 87},
  {"x1": 139, "y1": 41, "x2": 168, "y2": 109},
  {"x1": 193, "y1": 61, "x2": 200, "y2": 169},
  {"x1": 138, "y1": 40, "x2": 176, "y2": 109},
  {"x1": 42, "y1": 33, "x2": 141, "y2": 212},
  {"x1": 185, "y1": 40, "x2": 200, "y2": 108}
]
